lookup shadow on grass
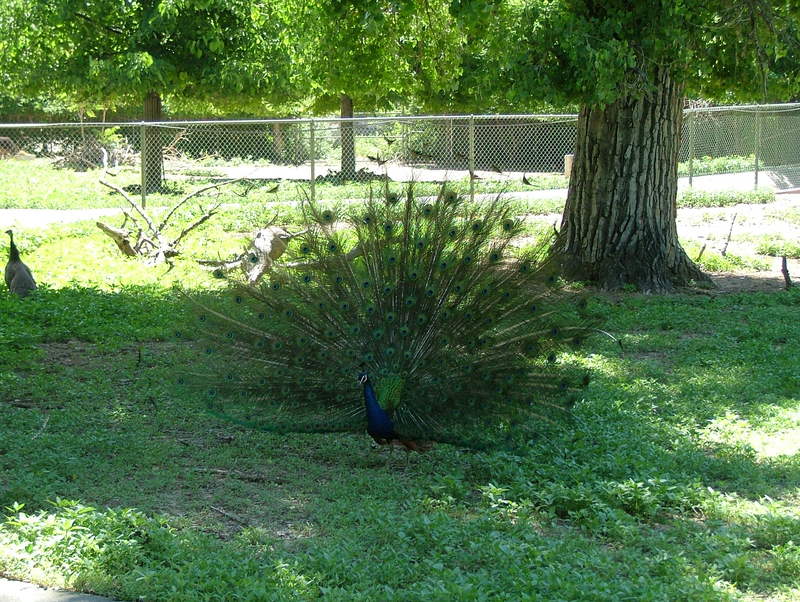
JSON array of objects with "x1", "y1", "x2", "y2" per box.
[{"x1": 1, "y1": 285, "x2": 799, "y2": 599}]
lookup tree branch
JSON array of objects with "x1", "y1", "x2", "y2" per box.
[
  {"x1": 173, "y1": 202, "x2": 223, "y2": 248},
  {"x1": 156, "y1": 177, "x2": 244, "y2": 233}
]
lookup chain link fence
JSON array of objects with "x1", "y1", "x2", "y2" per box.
[
  {"x1": 681, "y1": 103, "x2": 800, "y2": 188},
  {"x1": 1, "y1": 104, "x2": 798, "y2": 208}
]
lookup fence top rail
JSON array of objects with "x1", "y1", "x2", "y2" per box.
[
  {"x1": 684, "y1": 102, "x2": 800, "y2": 114},
  {"x1": 1, "y1": 103, "x2": 799, "y2": 129},
  {"x1": 0, "y1": 113, "x2": 581, "y2": 129}
]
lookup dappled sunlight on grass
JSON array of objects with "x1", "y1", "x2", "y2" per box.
[
  {"x1": 1, "y1": 210, "x2": 800, "y2": 599},
  {"x1": 701, "y1": 411, "x2": 800, "y2": 459}
]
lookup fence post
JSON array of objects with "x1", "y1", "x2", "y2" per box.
[
  {"x1": 688, "y1": 110, "x2": 695, "y2": 188},
  {"x1": 754, "y1": 106, "x2": 762, "y2": 190},
  {"x1": 309, "y1": 118, "x2": 316, "y2": 203},
  {"x1": 140, "y1": 123, "x2": 147, "y2": 208},
  {"x1": 468, "y1": 115, "x2": 475, "y2": 202},
  {"x1": 448, "y1": 117, "x2": 454, "y2": 165}
]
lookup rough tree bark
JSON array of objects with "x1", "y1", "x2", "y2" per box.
[
  {"x1": 551, "y1": 66, "x2": 709, "y2": 292},
  {"x1": 340, "y1": 94, "x2": 356, "y2": 179},
  {"x1": 142, "y1": 91, "x2": 164, "y2": 194}
]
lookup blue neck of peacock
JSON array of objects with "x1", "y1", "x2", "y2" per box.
[{"x1": 362, "y1": 377, "x2": 396, "y2": 438}]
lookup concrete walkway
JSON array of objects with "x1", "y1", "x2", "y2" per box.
[
  {"x1": 0, "y1": 579, "x2": 116, "y2": 602},
  {"x1": 0, "y1": 170, "x2": 792, "y2": 231}
]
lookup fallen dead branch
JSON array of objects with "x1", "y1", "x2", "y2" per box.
[{"x1": 97, "y1": 178, "x2": 242, "y2": 265}]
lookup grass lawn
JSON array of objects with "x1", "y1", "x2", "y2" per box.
[{"x1": 0, "y1": 200, "x2": 799, "y2": 600}]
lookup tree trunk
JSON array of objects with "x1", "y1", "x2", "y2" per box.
[
  {"x1": 551, "y1": 66, "x2": 709, "y2": 292},
  {"x1": 340, "y1": 94, "x2": 356, "y2": 179},
  {"x1": 272, "y1": 122, "x2": 284, "y2": 159},
  {"x1": 142, "y1": 91, "x2": 164, "y2": 194}
]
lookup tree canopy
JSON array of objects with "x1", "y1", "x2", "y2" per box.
[
  {"x1": 503, "y1": 0, "x2": 800, "y2": 107},
  {"x1": 0, "y1": 0, "x2": 299, "y2": 115},
  {"x1": 291, "y1": 0, "x2": 463, "y2": 114}
]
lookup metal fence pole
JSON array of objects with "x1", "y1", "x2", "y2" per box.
[
  {"x1": 140, "y1": 123, "x2": 147, "y2": 208},
  {"x1": 688, "y1": 110, "x2": 695, "y2": 188},
  {"x1": 468, "y1": 115, "x2": 475, "y2": 202},
  {"x1": 448, "y1": 117, "x2": 454, "y2": 165},
  {"x1": 754, "y1": 107, "x2": 762, "y2": 190},
  {"x1": 309, "y1": 119, "x2": 316, "y2": 203}
]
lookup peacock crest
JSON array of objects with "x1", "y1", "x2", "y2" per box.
[{"x1": 181, "y1": 186, "x2": 602, "y2": 449}]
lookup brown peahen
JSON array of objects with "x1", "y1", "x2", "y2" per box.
[
  {"x1": 5, "y1": 229, "x2": 36, "y2": 298},
  {"x1": 181, "y1": 187, "x2": 606, "y2": 450}
]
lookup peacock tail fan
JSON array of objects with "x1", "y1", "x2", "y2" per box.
[{"x1": 177, "y1": 185, "x2": 605, "y2": 448}]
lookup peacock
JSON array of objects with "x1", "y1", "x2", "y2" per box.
[
  {"x1": 181, "y1": 186, "x2": 605, "y2": 450},
  {"x1": 5, "y1": 229, "x2": 36, "y2": 298}
]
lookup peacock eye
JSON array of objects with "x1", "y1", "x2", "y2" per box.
[
  {"x1": 249, "y1": 253, "x2": 258, "y2": 263},
  {"x1": 502, "y1": 219, "x2": 515, "y2": 232},
  {"x1": 300, "y1": 244, "x2": 311, "y2": 254},
  {"x1": 234, "y1": 295, "x2": 243, "y2": 304},
  {"x1": 271, "y1": 282, "x2": 281, "y2": 290},
  {"x1": 302, "y1": 274, "x2": 312, "y2": 283},
  {"x1": 321, "y1": 210, "x2": 334, "y2": 223},
  {"x1": 327, "y1": 242, "x2": 338, "y2": 253}
]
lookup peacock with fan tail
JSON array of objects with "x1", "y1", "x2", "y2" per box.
[{"x1": 180, "y1": 186, "x2": 608, "y2": 450}]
